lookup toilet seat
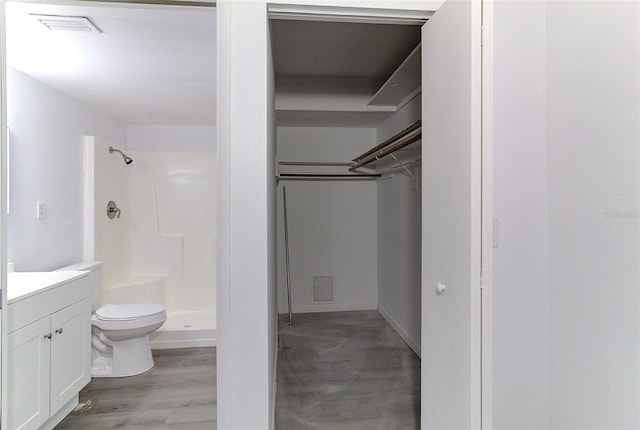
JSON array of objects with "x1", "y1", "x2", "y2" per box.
[
  {"x1": 96, "y1": 303, "x2": 165, "y2": 321},
  {"x1": 92, "y1": 303, "x2": 166, "y2": 331}
]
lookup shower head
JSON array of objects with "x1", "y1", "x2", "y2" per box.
[{"x1": 109, "y1": 146, "x2": 133, "y2": 165}]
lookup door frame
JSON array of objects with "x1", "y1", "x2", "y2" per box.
[
  {"x1": 0, "y1": 0, "x2": 8, "y2": 425},
  {"x1": 481, "y1": 0, "x2": 494, "y2": 427},
  {"x1": 0, "y1": 1, "x2": 216, "y2": 428},
  {"x1": 259, "y1": 1, "x2": 493, "y2": 428}
]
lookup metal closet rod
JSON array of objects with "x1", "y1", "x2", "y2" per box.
[
  {"x1": 279, "y1": 161, "x2": 353, "y2": 167},
  {"x1": 352, "y1": 120, "x2": 422, "y2": 162},
  {"x1": 349, "y1": 132, "x2": 422, "y2": 172},
  {"x1": 279, "y1": 173, "x2": 381, "y2": 179}
]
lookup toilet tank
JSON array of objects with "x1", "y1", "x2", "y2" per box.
[{"x1": 55, "y1": 261, "x2": 103, "y2": 310}]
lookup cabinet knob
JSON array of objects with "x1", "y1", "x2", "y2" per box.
[
  {"x1": 44, "y1": 333, "x2": 52, "y2": 339},
  {"x1": 55, "y1": 328, "x2": 63, "y2": 334}
]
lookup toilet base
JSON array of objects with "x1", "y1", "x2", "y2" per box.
[{"x1": 92, "y1": 335, "x2": 155, "y2": 377}]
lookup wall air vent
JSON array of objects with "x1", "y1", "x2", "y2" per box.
[
  {"x1": 313, "y1": 276, "x2": 335, "y2": 303},
  {"x1": 30, "y1": 14, "x2": 103, "y2": 33}
]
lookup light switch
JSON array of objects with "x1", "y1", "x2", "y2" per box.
[{"x1": 36, "y1": 201, "x2": 46, "y2": 219}]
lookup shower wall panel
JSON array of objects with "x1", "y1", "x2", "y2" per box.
[
  {"x1": 127, "y1": 151, "x2": 216, "y2": 315},
  {"x1": 93, "y1": 138, "x2": 130, "y2": 287}
]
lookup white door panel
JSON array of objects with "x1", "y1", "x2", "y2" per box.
[{"x1": 421, "y1": 0, "x2": 482, "y2": 428}]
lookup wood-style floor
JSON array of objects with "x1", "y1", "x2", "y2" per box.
[
  {"x1": 275, "y1": 310, "x2": 421, "y2": 429},
  {"x1": 55, "y1": 347, "x2": 216, "y2": 430},
  {"x1": 55, "y1": 311, "x2": 418, "y2": 429}
]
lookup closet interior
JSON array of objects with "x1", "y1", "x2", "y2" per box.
[{"x1": 272, "y1": 17, "x2": 423, "y2": 355}]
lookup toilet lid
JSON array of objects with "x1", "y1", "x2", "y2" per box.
[{"x1": 96, "y1": 303, "x2": 165, "y2": 321}]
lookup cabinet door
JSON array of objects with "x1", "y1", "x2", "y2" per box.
[
  {"x1": 49, "y1": 298, "x2": 91, "y2": 414},
  {"x1": 8, "y1": 317, "x2": 51, "y2": 430}
]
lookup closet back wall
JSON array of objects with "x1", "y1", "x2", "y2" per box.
[{"x1": 277, "y1": 127, "x2": 378, "y2": 313}]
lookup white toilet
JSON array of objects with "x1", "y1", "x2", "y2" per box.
[{"x1": 55, "y1": 261, "x2": 167, "y2": 377}]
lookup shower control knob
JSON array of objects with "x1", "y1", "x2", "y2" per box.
[
  {"x1": 44, "y1": 333, "x2": 52, "y2": 339},
  {"x1": 107, "y1": 201, "x2": 122, "y2": 219},
  {"x1": 55, "y1": 328, "x2": 63, "y2": 334}
]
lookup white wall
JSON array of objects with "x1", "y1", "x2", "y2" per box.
[
  {"x1": 376, "y1": 96, "x2": 422, "y2": 354},
  {"x1": 493, "y1": 2, "x2": 640, "y2": 428},
  {"x1": 546, "y1": 2, "x2": 640, "y2": 428},
  {"x1": 492, "y1": 2, "x2": 549, "y2": 428},
  {"x1": 127, "y1": 125, "x2": 216, "y2": 152},
  {"x1": 377, "y1": 95, "x2": 421, "y2": 144},
  {"x1": 377, "y1": 171, "x2": 421, "y2": 352},
  {"x1": 217, "y1": 1, "x2": 277, "y2": 428},
  {"x1": 277, "y1": 127, "x2": 378, "y2": 313},
  {"x1": 7, "y1": 67, "x2": 126, "y2": 271}
]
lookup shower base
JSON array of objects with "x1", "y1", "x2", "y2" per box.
[{"x1": 150, "y1": 310, "x2": 216, "y2": 349}]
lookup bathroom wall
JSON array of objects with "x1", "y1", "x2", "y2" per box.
[
  {"x1": 7, "y1": 67, "x2": 126, "y2": 271},
  {"x1": 276, "y1": 127, "x2": 378, "y2": 314},
  {"x1": 127, "y1": 125, "x2": 216, "y2": 152}
]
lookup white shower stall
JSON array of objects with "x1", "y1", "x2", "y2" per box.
[{"x1": 84, "y1": 134, "x2": 216, "y2": 348}]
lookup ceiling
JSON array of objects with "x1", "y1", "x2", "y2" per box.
[
  {"x1": 271, "y1": 19, "x2": 421, "y2": 83},
  {"x1": 5, "y1": 5, "x2": 420, "y2": 128},
  {"x1": 5, "y1": 2, "x2": 217, "y2": 125}
]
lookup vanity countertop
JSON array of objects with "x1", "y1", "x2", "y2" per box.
[{"x1": 8, "y1": 271, "x2": 89, "y2": 304}]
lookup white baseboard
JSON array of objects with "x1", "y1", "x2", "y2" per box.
[
  {"x1": 378, "y1": 305, "x2": 421, "y2": 358},
  {"x1": 279, "y1": 302, "x2": 377, "y2": 314},
  {"x1": 150, "y1": 328, "x2": 216, "y2": 350},
  {"x1": 271, "y1": 316, "x2": 279, "y2": 430}
]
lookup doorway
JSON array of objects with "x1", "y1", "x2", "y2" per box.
[
  {"x1": 270, "y1": 16, "x2": 424, "y2": 427},
  {"x1": 265, "y1": 1, "x2": 484, "y2": 427},
  {"x1": 1, "y1": 1, "x2": 217, "y2": 428}
]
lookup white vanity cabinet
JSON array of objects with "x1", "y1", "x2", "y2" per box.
[
  {"x1": 7, "y1": 272, "x2": 92, "y2": 430},
  {"x1": 7, "y1": 317, "x2": 50, "y2": 430}
]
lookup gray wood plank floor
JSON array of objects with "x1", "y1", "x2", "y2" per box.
[
  {"x1": 55, "y1": 347, "x2": 216, "y2": 430},
  {"x1": 275, "y1": 310, "x2": 421, "y2": 430}
]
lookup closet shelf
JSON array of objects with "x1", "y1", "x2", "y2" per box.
[
  {"x1": 349, "y1": 121, "x2": 422, "y2": 172},
  {"x1": 367, "y1": 43, "x2": 421, "y2": 110}
]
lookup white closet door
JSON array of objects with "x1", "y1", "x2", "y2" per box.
[{"x1": 421, "y1": 0, "x2": 482, "y2": 429}]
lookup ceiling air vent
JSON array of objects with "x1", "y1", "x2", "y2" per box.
[{"x1": 30, "y1": 14, "x2": 103, "y2": 33}]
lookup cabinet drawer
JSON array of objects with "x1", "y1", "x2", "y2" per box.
[{"x1": 8, "y1": 276, "x2": 90, "y2": 333}]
